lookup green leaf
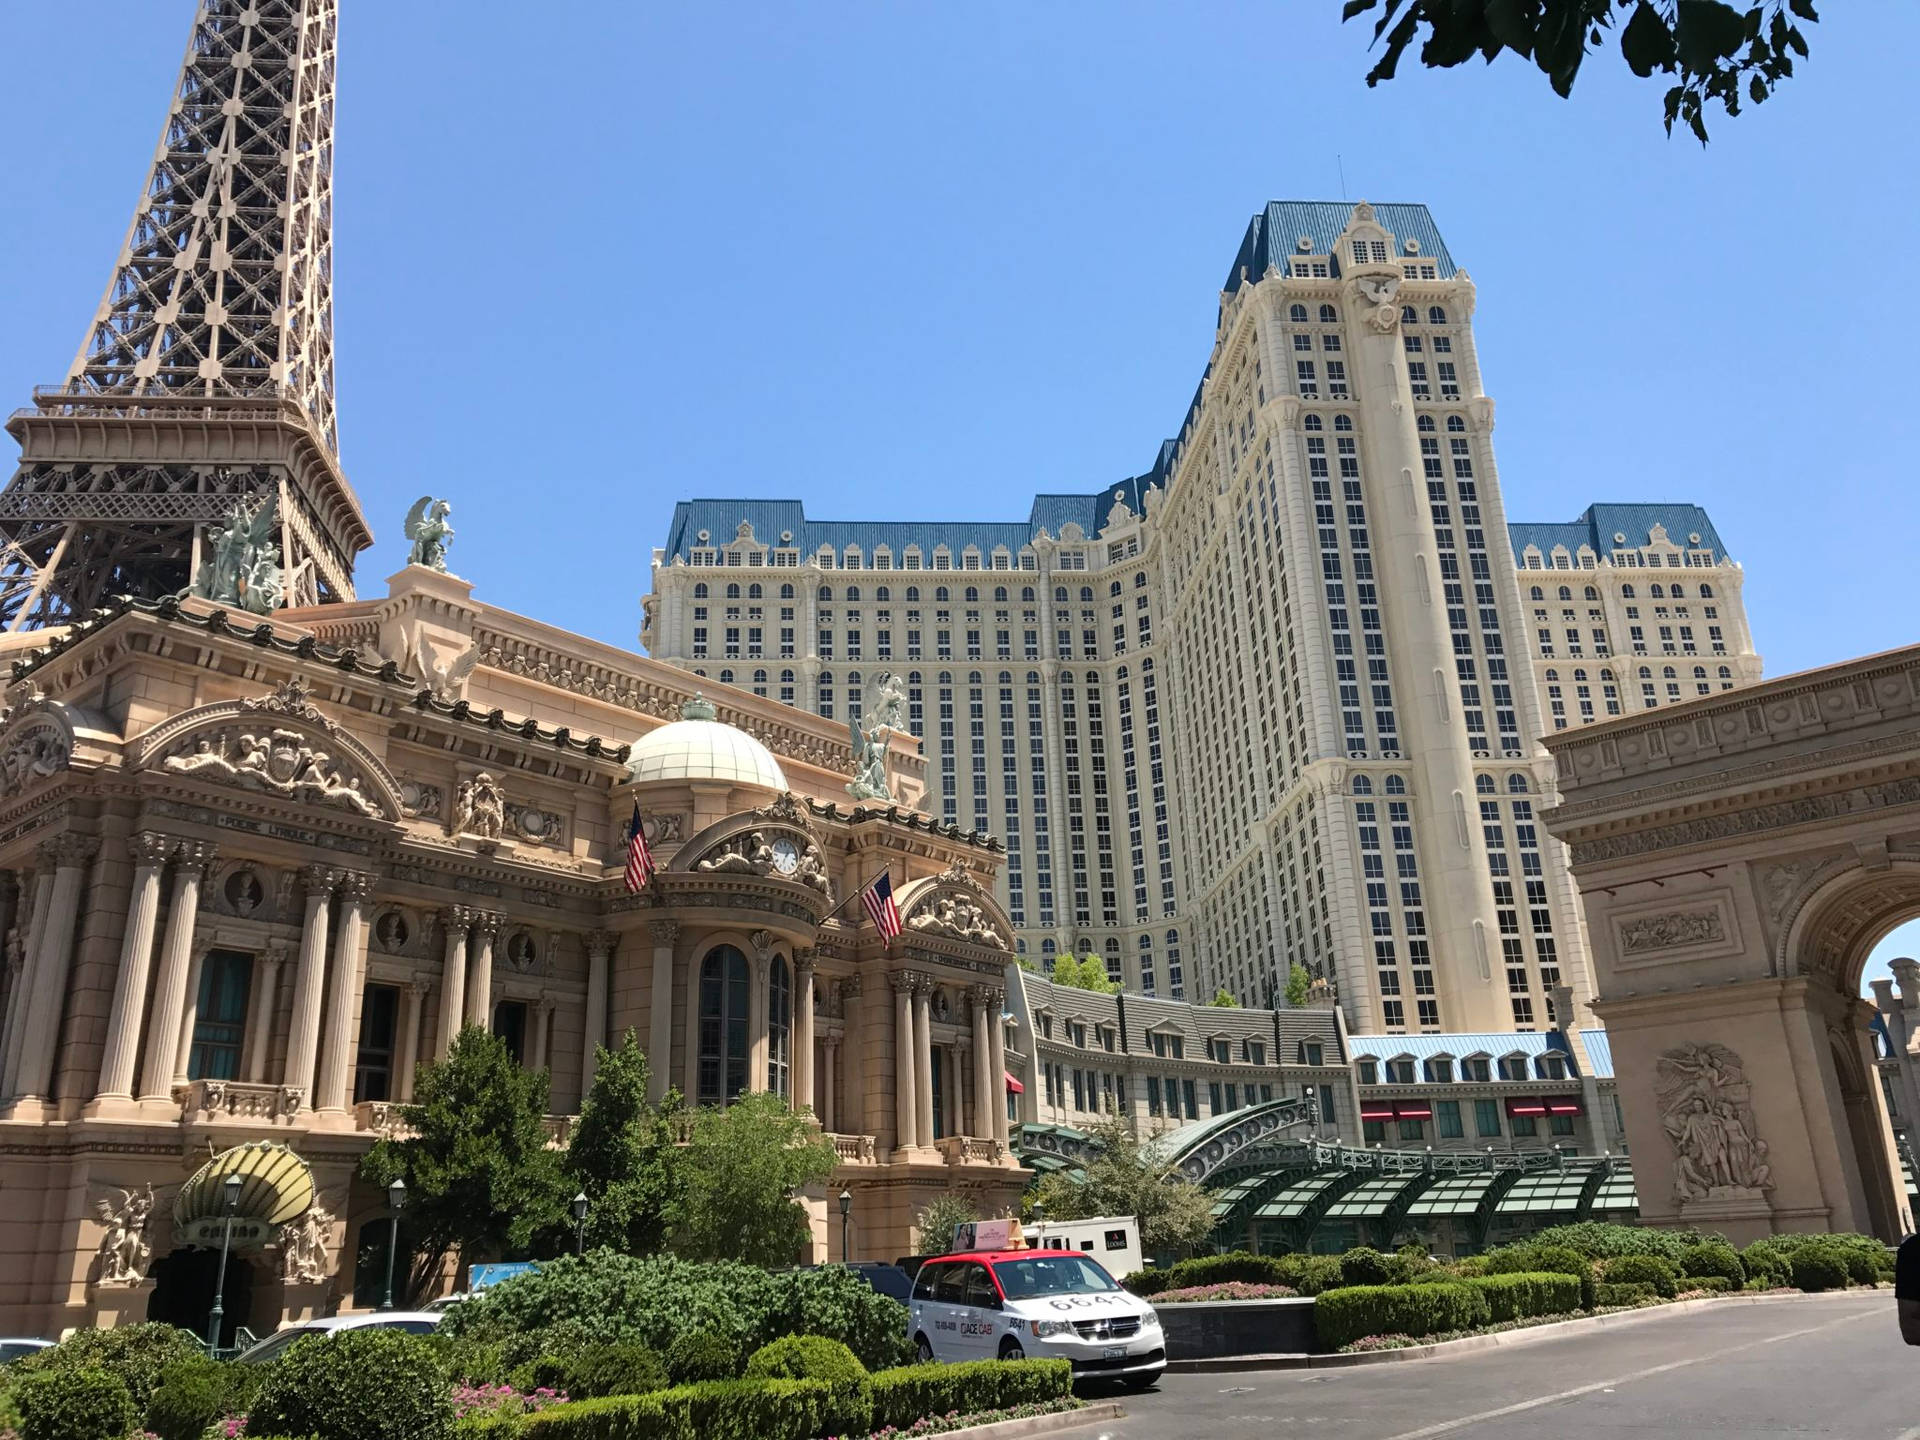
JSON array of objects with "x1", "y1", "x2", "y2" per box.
[
  {"x1": 1620, "y1": 1, "x2": 1677, "y2": 77},
  {"x1": 1674, "y1": 0, "x2": 1749, "y2": 69},
  {"x1": 1483, "y1": 0, "x2": 1540, "y2": 57},
  {"x1": 1749, "y1": 74, "x2": 1767, "y2": 104},
  {"x1": 1786, "y1": 25, "x2": 1809, "y2": 57},
  {"x1": 1342, "y1": 0, "x2": 1379, "y2": 19},
  {"x1": 1788, "y1": 0, "x2": 1819, "y2": 21}
]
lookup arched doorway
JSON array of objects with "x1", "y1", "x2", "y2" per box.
[{"x1": 147, "y1": 1246, "x2": 254, "y2": 1348}]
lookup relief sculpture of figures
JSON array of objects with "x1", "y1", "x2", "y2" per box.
[
  {"x1": 187, "y1": 494, "x2": 286, "y2": 615},
  {"x1": 453, "y1": 772, "x2": 506, "y2": 840},
  {"x1": 1655, "y1": 1042, "x2": 1773, "y2": 1201},
  {"x1": 279, "y1": 1204, "x2": 333, "y2": 1284},
  {"x1": 403, "y1": 496, "x2": 455, "y2": 572},
  {"x1": 92, "y1": 1184, "x2": 155, "y2": 1287},
  {"x1": 163, "y1": 729, "x2": 381, "y2": 817}
]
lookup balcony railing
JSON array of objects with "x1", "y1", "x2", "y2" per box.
[
  {"x1": 935, "y1": 1135, "x2": 1005, "y2": 1167},
  {"x1": 829, "y1": 1133, "x2": 879, "y2": 1164},
  {"x1": 175, "y1": 1079, "x2": 304, "y2": 1124}
]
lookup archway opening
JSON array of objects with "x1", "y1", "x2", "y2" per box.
[{"x1": 147, "y1": 1246, "x2": 255, "y2": 1349}]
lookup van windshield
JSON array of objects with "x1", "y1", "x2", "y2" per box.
[{"x1": 990, "y1": 1255, "x2": 1119, "y2": 1299}]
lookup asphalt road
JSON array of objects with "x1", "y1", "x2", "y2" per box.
[{"x1": 1083, "y1": 1290, "x2": 1913, "y2": 1439}]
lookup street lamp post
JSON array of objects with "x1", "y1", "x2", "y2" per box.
[
  {"x1": 206, "y1": 1172, "x2": 243, "y2": 1354},
  {"x1": 381, "y1": 1178, "x2": 407, "y2": 1312},
  {"x1": 838, "y1": 1188, "x2": 852, "y2": 1262},
  {"x1": 571, "y1": 1191, "x2": 589, "y2": 1256}
]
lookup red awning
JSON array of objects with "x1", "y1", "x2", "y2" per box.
[
  {"x1": 1546, "y1": 1100, "x2": 1583, "y2": 1115},
  {"x1": 1394, "y1": 1103, "x2": 1432, "y2": 1120},
  {"x1": 1360, "y1": 1105, "x2": 1395, "y2": 1122},
  {"x1": 1506, "y1": 1098, "x2": 1548, "y2": 1117},
  {"x1": 1004, "y1": 1072, "x2": 1025, "y2": 1094}
]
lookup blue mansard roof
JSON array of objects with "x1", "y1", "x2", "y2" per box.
[
  {"x1": 661, "y1": 473, "x2": 1160, "y2": 563},
  {"x1": 1225, "y1": 201, "x2": 1458, "y2": 290},
  {"x1": 1507, "y1": 504, "x2": 1732, "y2": 565}
]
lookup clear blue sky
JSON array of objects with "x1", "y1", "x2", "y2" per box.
[{"x1": 3, "y1": 2, "x2": 1915, "y2": 987}]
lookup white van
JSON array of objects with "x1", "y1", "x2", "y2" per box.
[{"x1": 1021, "y1": 1215, "x2": 1144, "y2": 1280}]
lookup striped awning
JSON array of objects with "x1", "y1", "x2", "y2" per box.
[{"x1": 173, "y1": 1140, "x2": 315, "y2": 1227}]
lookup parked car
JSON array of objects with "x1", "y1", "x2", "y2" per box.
[
  {"x1": 0, "y1": 1338, "x2": 53, "y2": 1365},
  {"x1": 422, "y1": 1293, "x2": 469, "y2": 1313},
  {"x1": 906, "y1": 1249, "x2": 1164, "y2": 1388},
  {"x1": 843, "y1": 1262, "x2": 914, "y2": 1304},
  {"x1": 234, "y1": 1312, "x2": 442, "y2": 1363}
]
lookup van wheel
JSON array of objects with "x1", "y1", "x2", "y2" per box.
[
  {"x1": 1122, "y1": 1370, "x2": 1162, "y2": 1391},
  {"x1": 915, "y1": 1334, "x2": 935, "y2": 1364},
  {"x1": 998, "y1": 1337, "x2": 1025, "y2": 1361}
]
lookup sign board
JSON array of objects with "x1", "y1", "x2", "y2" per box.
[
  {"x1": 178, "y1": 1217, "x2": 274, "y2": 1250},
  {"x1": 952, "y1": 1218, "x2": 1024, "y2": 1252},
  {"x1": 468, "y1": 1261, "x2": 540, "y2": 1292}
]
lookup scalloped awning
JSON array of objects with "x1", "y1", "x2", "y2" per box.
[{"x1": 173, "y1": 1139, "x2": 315, "y2": 1227}]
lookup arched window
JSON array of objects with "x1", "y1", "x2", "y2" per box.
[
  {"x1": 697, "y1": 945, "x2": 751, "y2": 1104},
  {"x1": 726, "y1": 583, "x2": 741, "y2": 599},
  {"x1": 1304, "y1": 413, "x2": 1323, "y2": 431},
  {"x1": 1416, "y1": 414, "x2": 1435, "y2": 432},
  {"x1": 1022, "y1": 587, "x2": 1036, "y2": 602},
  {"x1": 1475, "y1": 774, "x2": 1495, "y2": 794},
  {"x1": 1529, "y1": 586, "x2": 1543, "y2": 600},
  {"x1": 1289, "y1": 303, "x2": 1307, "y2": 322},
  {"x1": 1621, "y1": 584, "x2": 1635, "y2": 599},
  {"x1": 936, "y1": 586, "x2": 950, "y2": 603},
  {"x1": 694, "y1": 583, "x2": 709, "y2": 599},
  {"x1": 1663, "y1": 666, "x2": 1677, "y2": 679},
  {"x1": 1080, "y1": 587, "x2": 1094, "y2": 602},
  {"x1": 1334, "y1": 414, "x2": 1353, "y2": 432},
  {"x1": 1401, "y1": 304, "x2": 1418, "y2": 324},
  {"x1": 1557, "y1": 586, "x2": 1571, "y2": 601},
  {"x1": 1693, "y1": 666, "x2": 1706, "y2": 679},
  {"x1": 1353, "y1": 775, "x2": 1373, "y2": 794},
  {"x1": 1384, "y1": 774, "x2": 1406, "y2": 794},
  {"x1": 877, "y1": 586, "x2": 891, "y2": 602},
  {"x1": 1109, "y1": 580, "x2": 1122, "y2": 597},
  {"x1": 1446, "y1": 414, "x2": 1465, "y2": 432},
  {"x1": 965, "y1": 586, "x2": 979, "y2": 603},
  {"x1": 748, "y1": 583, "x2": 762, "y2": 599},
  {"x1": 847, "y1": 585, "x2": 862, "y2": 601},
  {"x1": 1428, "y1": 305, "x2": 1447, "y2": 324},
  {"x1": 1718, "y1": 666, "x2": 1731, "y2": 678},
  {"x1": 780, "y1": 583, "x2": 794, "y2": 599},
  {"x1": 768, "y1": 955, "x2": 791, "y2": 1100},
  {"x1": 1054, "y1": 586, "x2": 1068, "y2": 602},
  {"x1": 1650, "y1": 584, "x2": 1665, "y2": 599},
  {"x1": 820, "y1": 586, "x2": 834, "y2": 602},
  {"x1": 1508, "y1": 774, "x2": 1530, "y2": 793},
  {"x1": 1700, "y1": 584, "x2": 1714, "y2": 598},
  {"x1": 719, "y1": 669, "x2": 734, "y2": 685},
  {"x1": 1318, "y1": 303, "x2": 1338, "y2": 324},
  {"x1": 1584, "y1": 587, "x2": 1599, "y2": 600},
  {"x1": 1545, "y1": 669, "x2": 1559, "y2": 682}
]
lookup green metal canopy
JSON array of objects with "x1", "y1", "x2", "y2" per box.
[
  {"x1": 1254, "y1": 1171, "x2": 1348, "y2": 1220},
  {"x1": 1404, "y1": 1172, "x2": 1500, "y2": 1217},
  {"x1": 1322, "y1": 1174, "x2": 1422, "y2": 1220},
  {"x1": 1495, "y1": 1172, "x2": 1590, "y2": 1216}
]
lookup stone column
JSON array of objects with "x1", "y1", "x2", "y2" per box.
[
  {"x1": 11, "y1": 835, "x2": 101, "y2": 1102},
  {"x1": 530, "y1": 997, "x2": 553, "y2": 1072},
  {"x1": 243, "y1": 946, "x2": 288, "y2": 1084},
  {"x1": 793, "y1": 951, "x2": 816, "y2": 1115},
  {"x1": 892, "y1": 972, "x2": 917, "y2": 1156},
  {"x1": 822, "y1": 1036, "x2": 839, "y2": 1132},
  {"x1": 841, "y1": 974, "x2": 864, "y2": 1136},
  {"x1": 988, "y1": 986, "x2": 1010, "y2": 1146},
  {"x1": 913, "y1": 978, "x2": 935, "y2": 1149},
  {"x1": 314, "y1": 871, "x2": 373, "y2": 1111},
  {"x1": 436, "y1": 906, "x2": 473, "y2": 1059},
  {"x1": 95, "y1": 832, "x2": 173, "y2": 1098},
  {"x1": 971, "y1": 986, "x2": 995, "y2": 1140},
  {"x1": 582, "y1": 930, "x2": 616, "y2": 1096},
  {"x1": 396, "y1": 981, "x2": 425, "y2": 1101},
  {"x1": 466, "y1": 912, "x2": 500, "y2": 1032},
  {"x1": 643, "y1": 924, "x2": 674, "y2": 1103},
  {"x1": 1890, "y1": 960, "x2": 1920, "y2": 1137},
  {"x1": 748, "y1": 931, "x2": 773, "y2": 1093},
  {"x1": 0, "y1": 866, "x2": 53, "y2": 1100},
  {"x1": 172, "y1": 938, "x2": 214, "y2": 1085},
  {"x1": 282, "y1": 866, "x2": 338, "y2": 1107},
  {"x1": 136, "y1": 839, "x2": 212, "y2": 1102}
]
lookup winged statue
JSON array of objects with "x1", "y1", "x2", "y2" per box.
[
  {"x1": 187, "y1": 494, "x2": 285, "y2": 614},
  {"x1": 404, "y1": 496, "x2": 455, "y2": 572},
  {"x1": 410, "y1": 625, "x2": 481, "y2": 702},
  {"x1": 92, "y1": 1183, "x2": 155, "y2": 1286},
  {"x1": 847, "y1": 710, "x2": 892, "y2": 802}
]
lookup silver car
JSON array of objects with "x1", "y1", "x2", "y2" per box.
[{"x1": 234, "y1": 1312, "x2": 441, "y2": 1363}]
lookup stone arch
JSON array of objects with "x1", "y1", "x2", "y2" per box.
[
  {"x1": 1779, "y1": 858, "x2": 1920, "y2": 992},
  {"x1": 896, "y1": 871, "x2": 1013, "y2": 952}
]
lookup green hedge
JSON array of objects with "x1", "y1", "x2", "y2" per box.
[
  {"x1": 1595, "y1": 1281, "x2": 1660, "y2": 1306},
  {"x1": 1524, "y1": 1223, "x2": 1717, "y2": 1262},
  {"x1": 1600, "y1": 1255, "x2": 1678, "y2": 1299},
  {"x1": 868, "y1": 1359, "x2": 1073, "y2": 1433},
  {"x1": 14, "y1": 1324, "x2": 203, "y2": 1411},
  {"x1": 1787, "y1": 1246, "x2": 1850, "y2": 1293},
  {"x1": 743, "y1": 1338, "x2": 870, "y2": 1437},
  {"x1": 1739, "y1": 1246, "x2": 1793, "y2": 1290},
  {"x1": 1480, "y1": 1244, "x2": 1596, "y2": 1310},
  {"x1": 519, "y1": 1378, "x2": 832, "y2": 1440},
  {"x1": 1124, "y1": 1251, "x2": 1344, "y2": 1298},
  {"x1": 1680, "y1": 1274, "x2": 1734, "y2": 1293},
  {"x1": 248, "y1": 1327, "x2": 453, "y2": 1440},
  {"x1": 1313, "y1": 1281, "x2": 1490, "y2": 1351},
  {"x1": 1677, "y1": 1242, "x2": 1745, "y2": 1286},
  {"x1": 1465, "y1": 1272, "x2": 1582, "y2": 1324},
  {"x1": 14, "y1": 1367, "x2": 138, "y2": 1440},
  {"x1": 144, "y1": 1357, "x2": 261, "y2": 1440}
]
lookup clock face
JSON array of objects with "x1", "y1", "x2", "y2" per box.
[{"x1": 770, "y1": 837, "x2": 801, "y2": 876}]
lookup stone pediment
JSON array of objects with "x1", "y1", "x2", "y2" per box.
[
  {"x1": 0, "y1": 697, "x2": 115, "y2": 800},
  {"x1": 129, "y1": 679, "x2": 402, "y2": 821},
  {"x1": 673, "y1": 808, "x2": 832, "y2": 900},
  {"x1": 899, "y1": 870, "x2": 1011, "y2": 951}
]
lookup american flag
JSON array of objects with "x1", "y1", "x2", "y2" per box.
[
  {"x1": 863, "y1": 871, "x2": 901, "y2": 942},
  {"x1": 624, "y1": 802, "x2": 655, "y2": 893}
]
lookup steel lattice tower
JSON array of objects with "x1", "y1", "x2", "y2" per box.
[{"x1": 0, "y1": 0, "x2": 371, "y2": 629}]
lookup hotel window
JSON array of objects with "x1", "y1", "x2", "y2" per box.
[
  {"x1": 353, "y1": 983, "x2": 399, "y2": 1105},
  {"x1": 697, "y1": 945, "x2": 752, "y2": 1104},
  {"x1": 1474, "y1": 1098, "x2": 1502, "y2": 1137},
  {"x1": 1436, "y1": 1100, "x2": 1464, "y2": 1138},
  {"x1": 186, "y1": 950, "x2": 252, "y2": 1082}
]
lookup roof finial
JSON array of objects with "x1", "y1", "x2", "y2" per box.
[{"x1": 681, "y1": 693, "x2": 717, "y2": 722}]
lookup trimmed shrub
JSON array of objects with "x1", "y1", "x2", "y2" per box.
[
  {"x1": 565, "y1": 1344, "x2": 669, "y2": 1399},
  {"x1": 868, "y1": 1359, "x2": 1073, "y2": 1433},
  {"x1": 248, "y1": 1326, "x2": 453, "y2": 1440},
  {"x1": 519, "y1": 1378, "x2": 831, "y2": 1440},
  {"x1": 1273, "y1": 1254, "x2": 1347, "y2": 1296},
  {"x1": 1595, "y1": 1281, "x2": 1660, "y2": 1307},
  {"x1": 144, "y1": 1357, "x2": 259, "y2": 1440},
  {"x1": 1313, "y1": 1281, "x2": 1490, "y2": 1351},
  {"x1": 1466, "y1": 1272, "x2": 1582, "y2": 1324},
  {"x1": 1481, "y1": 1244, "x2": 1596, "y2": 1310},
  {"x1": 1526, "y1": 1223, "x2": 1721, "y2": 1262},
  {"x1": 1677, "y1": 1242, "x2": 1745, "y2": 1286},
  {"x1": 15, "y1": 1367, "x2": 138, "y2": 1440},
  {"x1": 664, "y1": 1329, "x2": 740, "y2": 1386},
  {"x1": 1788, "y1": 1244, "x2": 1850, "y2": 1293},
  {"x1": 1740, "y1": 1246, "x2": 1792, "y2": 1289},
  {"x1": 1338, "y1": 1247, "x2": 1397, "y2": 1288},
  {"x1": 760, "y1": 1264, "x2": 915, "y2": 1372},
  {"x1": 744, "y1": 1336, "x2": 871, "y2": 1437},
  {"x1": 431, "y1": 1336, "x2": 513, "y2": 1388},
  {"x1": 17, "y1": 1324, "x2": 203, "y2": 1411},
  {"x1": 1601, "y1": 1255, "x2": 1678, "y2": 1299},
  {"x1": 1679, "y1": 1275, "x2": 1734, "y2": 1294}
]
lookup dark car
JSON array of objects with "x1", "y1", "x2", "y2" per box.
[{"x1": 845, "y1": 1261, "x2": 915, "y2": 1303}]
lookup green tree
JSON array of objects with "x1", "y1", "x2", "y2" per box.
[
  {"x1": 1207, "y1": 988, "x2": 1241, "y2": 1008},
  {"x1": 1342, "y1": 0, "x2": 1818, "y2": 141},
  {"x1": 1049, "y1": 954, "x2": 1118, "y2": 995},
  {"x1": 1031, "y1": 1112, "x2": 1217, "y2": 1256},
  {"x1": 360, "y1": 1026, "x2": 567, "y2": 1294},
  {"x1": 667, "y1": 1092, "x2": 838, "y2": 1267},
  {"x1": 565, "y1": 1030, "x2": 684, "y2": 1255},
  {"x1": 911, "y1": 1193, "x2": 981, "y2": 1255},
  {"x1": 1284, "y1": 963, "x2": 1312, "y2": 1009}
]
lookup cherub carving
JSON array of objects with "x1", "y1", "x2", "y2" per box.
[{"x1": 93, "y1": 1184, "x2": 155, "y2": 1286}]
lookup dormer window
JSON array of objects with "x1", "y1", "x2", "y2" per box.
[
  {"x1": 1386, "y1": 1058, "x2": 1416, "y2": 1084},
  {"x1": 1498, "y1": 1054, "x2": 1529, "y2": 1082},
  {"x1": 1425, "y1": 1057, "x2": 1454, "y2": 1084},
  {"x1": 1357, "y1": 1059, "x2": 1379, "y2": 1086},
  {"x1": 1463, "y1": 1056, "x2": 1491, "y2": 1082},
  {"x1": 1211, "y1": 1038, "x2": 1231, "y2": 1065},
  {"x1": 1301, "y1": 1040, "x2": 1324, "y2": 1066},
  {"x1": 1539, "y1": 1054, "x2": 1568, "y2": 1080}
]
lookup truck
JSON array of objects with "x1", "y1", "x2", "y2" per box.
[{"x1": 1019, "y1": 1214, "x2": 1144, "y2": 1280}]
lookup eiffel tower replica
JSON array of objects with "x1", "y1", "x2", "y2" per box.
[{"x1": 0, "y1": 0, "x2": 370, "y2": 630}]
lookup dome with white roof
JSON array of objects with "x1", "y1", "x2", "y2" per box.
[{"x1": 625, "y1": 695, "x2": 788, "y2": 792}]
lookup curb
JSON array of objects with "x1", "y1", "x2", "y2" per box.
[
  {"x1": 941, "y1": 1401, "x2": 1127, "y2": 1438},
  {"x1": 1164, "y1": 1289, "x2": 1834, "y2": 1372}
]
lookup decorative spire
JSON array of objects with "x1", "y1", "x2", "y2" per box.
[
  {"x1": 67, "y1": 0, "x2": 341, "y2": 456},
  {"x1": 681, "y1": 694, "x2": 718, "y2": 722}
]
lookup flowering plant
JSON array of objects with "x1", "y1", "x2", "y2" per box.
[
  {"x1": 1151, "y1": 1281, "x2": 1300, "y2": 1304},
  {"x1": 449, "y1": 1383, "x2": 568, "y2": 1420}
]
